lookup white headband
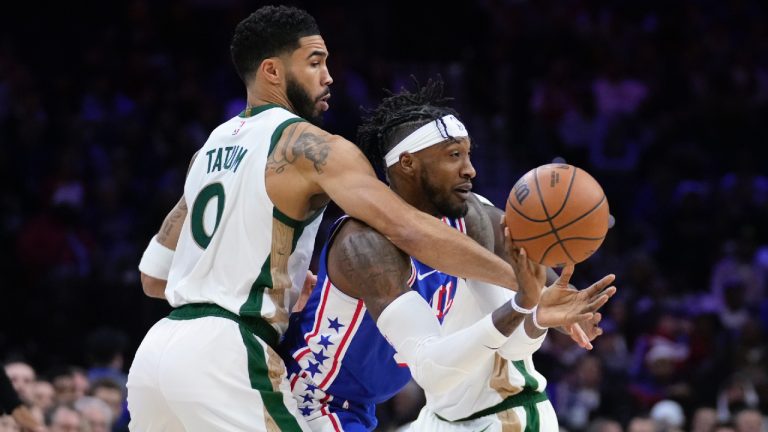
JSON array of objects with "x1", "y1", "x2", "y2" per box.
[{"x1": 384, "y1": 115, "x2": 468, "y2": 167}]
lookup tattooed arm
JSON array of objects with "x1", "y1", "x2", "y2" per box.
[
  {"x1": 269, "y1": 122, "x2": 520, "y2": 290},
  {"x1": 328, "y1": 219, "x2": 531, "y2": 393},
  {"x1": 140, "y1": 152, "x2": 197, "y2": 299}
]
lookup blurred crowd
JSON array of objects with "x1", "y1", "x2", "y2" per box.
[
  {"x1": 2, "y1": 329, "x2": 129, "y2": 432},
  {"x1": 1, "y1": 0, "x2": 767, "y2": 431}
]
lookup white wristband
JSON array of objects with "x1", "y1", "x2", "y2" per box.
[
  {"x1": 138, "y1": 235, "x2": 175, "y2": 279},
  {"x1": 509, "y1": 294, "x2": 536, "y2": 315},
  {"x1": 532, "y1": 307, "x2": 547, "y2": 330}
]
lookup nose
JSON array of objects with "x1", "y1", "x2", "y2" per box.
[
  {"x1": 322, "y1": 66, "x2": 333, "y2": 87},
  {"x1": 462, "y1": 157, "x2": 476, "y2": 179}
]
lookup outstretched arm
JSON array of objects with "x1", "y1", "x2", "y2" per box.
[
  {"x1": 283, "y1": 123, "x2": 519, "y2": 290},
  {"x1": 465, "y1": 195, "x2": 615, "y2": 352},
  {"x1": 329, "y1": 220, "x2": 539, "y2": 394}
]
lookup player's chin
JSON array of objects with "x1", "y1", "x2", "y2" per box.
[
  {"x1": 307, "y1": 111, "x2": 325, "y2": 126},
  {"x1": 448, "y1": 202, "x2": 469, "y2": 218}
]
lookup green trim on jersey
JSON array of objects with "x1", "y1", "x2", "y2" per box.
[
  {"x1": 241, "y1": 253, "x2": 272, "y2": 319},
  {"x1": 240, "y1": 115, "x2": 321, "y2": 324},
  {"x1": 168, "y1": 303, "x2": 279, "y2": 350},
  {"x1": 513, "y1": 360, "x2": 539, "y2": 391},
  {"x1": 435, "y1": 388, "x2": 548, "y2": 423},
  {"x1": 240, "y1": 206, "x2": 327, "y2": 319},
  {"x1": 273, "y1": 207, "x2": 303, "y2": 229},
  {"x1": 523, "y1": 400, "x2": 541, "y2": 432},
  {"x1": 239, "y1": 326, "x2": 304, "y2": 431},
  {"x1": 239, "y1": 104, "x2": 282, "y2": 118},
  {"x1": 268, "y1": 117, "x2": 307, "y2": 156}
]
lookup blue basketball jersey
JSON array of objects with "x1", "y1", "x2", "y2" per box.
[{"x1": 279, "y1": 215, "x2": 465, "y2": 431}]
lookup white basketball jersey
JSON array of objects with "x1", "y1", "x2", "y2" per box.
[
  {"x1": 427, "y1": 278, "x2": 548, "y2": 420},
  {"x1": 167, "y1": 104, "x2": 324, "y2": 335}
]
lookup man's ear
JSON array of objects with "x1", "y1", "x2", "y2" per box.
[
  {"x1": 260, "y1": 57, "x2": 283, "y2": 85},
  {"x1": 398, "y1": 153, "x2": 417, "y2": 176}
]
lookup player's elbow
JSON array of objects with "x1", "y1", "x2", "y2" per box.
[
  {"x1": 411, "y1": 361, "x2": 465, "y2": 395},
  {"x1": 140, "y1": 272, "x2": 167, "y2": 299}
]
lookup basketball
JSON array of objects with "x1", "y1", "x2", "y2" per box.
[{"x1": 505, "y1": 164, "x2": 610, "y2": 267}]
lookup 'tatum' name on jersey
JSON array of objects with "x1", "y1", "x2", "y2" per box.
[{"x1": 205, "y1": 145, "x2": 248, "y2": 174}]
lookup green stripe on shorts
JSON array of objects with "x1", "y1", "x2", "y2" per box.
[
  {"x1": 523, "y1": 401, "x2": 541, "y2": 432},
  {"x1": 513, "y1": 360, "x2": 539, "y2": 390},
  {"x1": 239, "y1": 326, "x2": 303, "y2": 431}
]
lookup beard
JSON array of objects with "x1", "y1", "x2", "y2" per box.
[
  {"x1": 420, "y1": 168, "x2": 469, "y2": 219},
  {"x1": 286, "y1": 74, "x2": 324, "y2": 126}
]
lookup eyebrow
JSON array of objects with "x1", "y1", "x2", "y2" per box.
[{"x1": 306, "y1": 50, "x2": 327, "y2": 60}]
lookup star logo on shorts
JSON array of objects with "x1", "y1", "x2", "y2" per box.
[
  {"x1": 313, "y1": 349, "x2": 329, "y2": 364},
  {"x1": 306, "y1": 361, "x2": 321, "y2": 377},
  {"x1": 327, "y1": 317, "x2": 344, "y2": 333}
]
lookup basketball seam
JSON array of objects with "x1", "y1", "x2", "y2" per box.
[
  {"x1": 548, "y1": 166, "x2": 578, "y2": 220},
  {"x1": 533, "y1": 167, "x2": 576, "y2": 265},
  {"x1": 539, "y1": 235, "x2": 606, "y2": 265},
  {"x1": 509, "y1": 195, "x2": 607, "y2": 242},
  {"x1": 507, "y1": 197, "x2": 551, "y2": 223}
]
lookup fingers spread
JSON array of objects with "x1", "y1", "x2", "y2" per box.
[
  {"x1": 585, "y1": 293, "x2": 610, "y2": 312},
  {"x1": 570, "y1": 323, "x2": 592, "y2": 349},
  {"x1": 585, "y1": 274, "x2": 616, "y2": 295}
]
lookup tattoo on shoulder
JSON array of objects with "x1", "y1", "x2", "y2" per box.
[
  {"x1": 268, "y1": 125, "x2": 331, "y2": 174},
  {"x1": 332, "y1": 226, "x2": 411, "y2": 317}
]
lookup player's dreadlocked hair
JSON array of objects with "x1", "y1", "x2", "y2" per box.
[
  {"x1": 230, "y1": 6, "x2": 320, "y2": 82},
  {"x1": 357, "y1": 77, "x2": 462, "y2": 173}
]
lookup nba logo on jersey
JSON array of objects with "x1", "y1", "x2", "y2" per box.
[{"x1": 232, "y1": 120, "x2": 245, "y2": 135}]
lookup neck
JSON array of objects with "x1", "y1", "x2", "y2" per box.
[{"x1": 246, "y1": 86, "x2": 295, "y2": 114}]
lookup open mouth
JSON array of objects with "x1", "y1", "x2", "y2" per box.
[
  {"x1": 454, "y1": 183, "x2": 472, "y2": 199},
  {"x1": 317, "y1": 93, "x2": 331, "y2": 111}
]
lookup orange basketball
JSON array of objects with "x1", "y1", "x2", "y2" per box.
[{"x1": 505, "y1": 164, "x2": 610, "y2": 267}]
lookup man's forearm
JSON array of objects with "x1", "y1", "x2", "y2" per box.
[{"x1": 393, "y1": 209, "x2": 518, "y2": 290}]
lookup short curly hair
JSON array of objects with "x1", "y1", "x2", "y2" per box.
[
  {"x1": 357, "y1": 77, "x2": 461, "y2": 173},
  {"x1": 230, "y1": 5, "x2": 320, "y2": 82}
]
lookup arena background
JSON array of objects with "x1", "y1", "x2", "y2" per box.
[{"x1": 1, "y1": 1, "x2": 767, "y2": 431}]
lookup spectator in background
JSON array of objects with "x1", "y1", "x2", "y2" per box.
[
  {"x1": 90, "y1": 379, "x2": 125, "y2": 432},
  {"x1": 733, "y1": 408, "x2": 764, "y2": 432},
  {"x1": 586, "y1": 418, "x2": 623, "y2": 432},
  {"x1": 45, "y1": 405, "x2": 83, "y2": 432},
  {"x1": 84, "y1": 328, "x2": 127, "y2": 392},
  {"x1": 626, "y1": 416, "x2": 658, "y2": 432},
  {"x1": 69, "y1": 369, "x2": 88, "y2": 403},
  {"x1": 556, "y1": 355, "x2": 605, "y2": 430},
  {"x1": 690, "y1": 407, "x2": 718, "y2": 432},
  {"x1": 74, "y1": 397, "x2": 112, "y2": 432},
  {"x1": 717, "y1": 375, "x2": 760, "y2": 423},
  {"x1": 3, "y1": 362, "x2": 35, "y2": 404},
  {"x1": 1, "y1": 369, "x2": 45, "y2": 432},
  {"x1": 30, "y1": 380, "x2": 54, "y2": 414},
  {"x1": 0, "y1": 415, "x2": 20, "y2": 432},
  {"x1": 649, "y1": 399, "x2": 685, "y2": 432},
  {"x1": 714, "y1": 422, "x2": 738, "y2": 432},
  {"x1": 48, "y1": 369, "x2": 76, "y2": 406}
]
